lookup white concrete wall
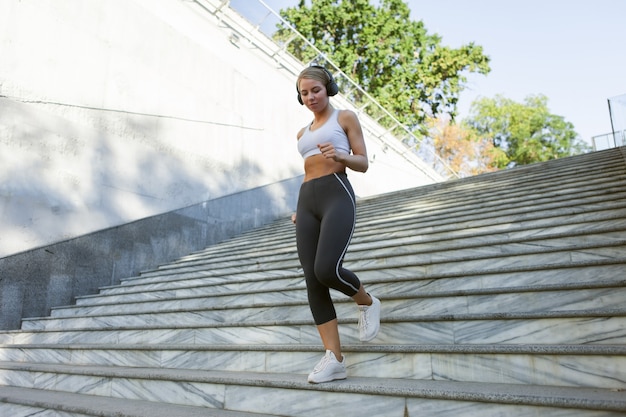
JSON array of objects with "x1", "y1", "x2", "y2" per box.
[{"x1": 0, "y1": 0, "x2": 440, "y2": 257}]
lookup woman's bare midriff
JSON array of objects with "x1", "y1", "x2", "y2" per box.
[{"x1": 303, "y1": 154, "x2": 346, "y2": 182}]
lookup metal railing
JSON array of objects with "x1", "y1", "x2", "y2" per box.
[
  {"x1": 591, "y1": 130, "x2": 626, "y2": 151},
  {"x1": 196, "y1": 0, "x2": 457, "y2": 179}
]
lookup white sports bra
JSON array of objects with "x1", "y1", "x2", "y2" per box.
[{"x1": 297, "y1": 109, "x2": 350, "y2": 159}]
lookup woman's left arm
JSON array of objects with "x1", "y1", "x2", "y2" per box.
[{"x1": 337, "y1": 110, "x2": 368, "y2": 173}]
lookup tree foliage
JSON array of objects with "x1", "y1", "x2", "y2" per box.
[
  {"x1": 428, "y1": 117, "x2": 507, "y2": 177},
  {"x1": 275, "y1": 0, "x2": 490, "y2": 131},
  {"x1": 276, "y1": 0, "x2": 587, "y2": 173},
  {"x1": 464, "y1": 95, "x2": 591, "y2": 168}
]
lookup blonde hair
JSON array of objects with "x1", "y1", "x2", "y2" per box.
[
  {"x1": 296, "y1": 66, "x2": 338, "y2": 98},
  {"x1": 296, "y1": 65, "x2": 331, "y2": 92}
]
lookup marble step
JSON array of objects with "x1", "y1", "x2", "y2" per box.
[
  {"x1": 356, "y1": 176, "x2": 626, "y2": 222},
  {"x1": 356, "y1": 189, "x2": 626, "y2": 237},
  {"x1": 152, "y1": 182, "x2": 624, "y2": 248},
  {"x1": 109, "y1": 239, "x2": 626, "y2": 293},
  {"x1": 53, "y1": 262, "x2": 626, "y2": 317},
  {"x1": 141, "y1": 219, "x2": 626, "y2": 280},
  {"x1": 357, "y1": 173, "x2": 625, "y2": 215},
  {"x1": 172, "y1": 175, "x2": 626, "y2": 258},
  {"x1": 0, "y1": 402, "x2": 94, "y2": 417},
  {"x1": 0, "y1": 362, "x2": 624, "y2": 416},
  {"x1": 446, "y1": 156, "x2": 624, "y2": 186},
  {"x1": 173, "y1": 189, "x2": 626, "y2": 263},
  {"x1": 121, "y1": 230, "x2": 626, "y2": 289},
  {"x1": 149, "y1": 196, "x2": 626, "y2": 268},
  {"x1": 360, "y1": 180, "x2": 626, "y2": 220},
  {"x1": 70, "y1": 246, "x2": 626, "y2": 309},
  {"x1": 367, "y1": 154, "x2": 625, "y2": 201},
  {"x1": 350, "y1": 156, "x2": 625, "y2": 207},
  {"x1": 157, "y1": 229, "x2": 626, "y2": 281},
  {"x1": 0, "y1": 386, "x2": 276, "y2": 417},
  {"x1": 124, "y1": 227, "x2": 626, "y2": 295},
  {"x1": 173, "y1": 217, "x2": 626, "y2": 276},
  {"x1": 0, "y1": 344, "x2": 624, "y2": 389},
  {"x1": 250, "y1": 184, "x2": 626, "y2": 249},
  {"x1": 186, "y1": 204, "x2": 626, "y2": 272},
  {"x1": 364, "y1": 161, "x2": 626, "y2": 198},
  {"x1": 351, "y1": 165, "x2": 626, "y2": 206},
  {"x1": 34, "y1": 280, "x2": 626, "y2": 329},
  {"x1": 4, "y1": 310, "x2": 625, "y2": 346},
  {"x1": 77, "y1": 241, "x2": 623, "y2": 304},
  {"x1": 354, "y1": 209, "x2": 626, "y2": 247},
  {"x1": 357, "y1": 190, "x2": 626, "y2": 237},
  {"x1": 348, "y1": 241, "x2": 626, "y2": 278},
  {"x1": 96, "y1": 240, "x2": 626, "y2": 299}
]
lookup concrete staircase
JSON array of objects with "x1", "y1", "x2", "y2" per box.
[{"x1": 1, "y1": 147, "x2": 625, "y2": 416}]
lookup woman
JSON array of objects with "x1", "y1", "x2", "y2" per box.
[{"x1": 292, "y1": 65, "x2": 381, "y2": 384}]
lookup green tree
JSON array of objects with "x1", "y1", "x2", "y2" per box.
[
  {"x1": 464, "y1": 95, "x2": 591, "y2": 168},
  {"x1": 275, "y1": 0, "x2": 490, "y2": 132}
]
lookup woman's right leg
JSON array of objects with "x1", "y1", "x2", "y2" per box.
[
  {"x1": 295, "y1": 200, "x2": 338, "y2": 326},
  {"x1": 316, "y1": 318, "x2": 342, "y2": 361}
]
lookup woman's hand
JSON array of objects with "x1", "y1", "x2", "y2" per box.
[
  {"x1": 317, "y1": 142, "x2": 347, "y2": 163},
  {"x1": 317, "y1": 141, "x2": 367, "y2": 172},
  {"x1": 317, "y1": 142, "x2": 338, "y2": 160},
  {"x1": 291, "y1": 213, "x2": 297, "y2": 224}
]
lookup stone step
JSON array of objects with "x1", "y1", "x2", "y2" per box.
[
  {"x1": 120, "y1": 233, "x2": 626, "y2": 289},
  {"x1": 149, "y1": 196, "x2": 626, "y2": 263},
  {"x1": 0, "y1": 362, "x2": 624, "y2": 416},
  {"x1": 50, "y1": 262, "x2": 626, "y2": 318},
  {"x1": 367, "y1": 160, "x2": 625, "y2": 195},
  {"x1": 0, "y1": 386, "x2": 275, "y2": 417},
  {"x1": 72, "y1": 252, "x2": 626, "y2": 309},
  {"x1": 140, "y1": 222, "x2": 626, "y2": 280},
  {"x1": 361, "y1": 153, "x2": 624, "y2": 203},
  {"x1": 76, "y1": 245, "x2": 624, "y2": 305},
  {"x1": 369, "y1": 160, "x2": 626, "y2": 198},
  {"x1": 355, "y1": 211, "x2": 626, "y2": 247},
  {"x1": 111, "y1": 212, "x2": 626, "y2": 290},
  {"x1": 355, "y1": 190, "x2": 626, "y2": 238},
  {"x1": 169, "y1": 217, "x2": 626, "y2": 276},
  {"x1": 4, "y1": 310, "x2": 625, "y2": 346},
  {"x1": 32, "y1": 281, "x2": 626, "y2": 330},
  {"x1": 356, "y1": 176, "x2": 626, "y2": 222},
  {"x1": 159, "y1": 173, "x2": 626, "y2": 257},
  {"x1": 1, "y1": 344, "x2": 624, "y2": 389},
  {"x1": 366, "y1": 194, "x2": 626, "y2": 241},
  {"x1": 169, "y1": 190, "x2": 626, "y2": 265},
  {"x1": 93, "y1": 251, "x2": 626, "y2": 303}
]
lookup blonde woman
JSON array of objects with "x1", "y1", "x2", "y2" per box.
[{"x1": 293, "y1": 65, "x2": 381, "y2": 384}]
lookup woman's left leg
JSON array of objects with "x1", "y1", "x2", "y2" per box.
[{"x1": 313, "y1": 174, "x2": 380, "y2": 343}]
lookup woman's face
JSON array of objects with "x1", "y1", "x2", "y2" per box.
[{"x1": 298, "y1": 77, "x2": 328, "y2": 112}]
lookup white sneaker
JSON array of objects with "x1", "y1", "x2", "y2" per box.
[
  {"x1": 307, "y1": 350, "x2": 347, "y2": 384},
  {"x1": 358, "y1": 295, "x2": 381, "y2": 342}
]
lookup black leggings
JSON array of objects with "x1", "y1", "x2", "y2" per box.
[{"x1": 296, "y1": 172, "x2": 361, "y2": 325}]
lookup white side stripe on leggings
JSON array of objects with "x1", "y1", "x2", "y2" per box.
[{"x1": 333, "y1": 173, "x2": 359, "y2": 293}]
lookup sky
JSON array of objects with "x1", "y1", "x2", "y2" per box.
[{"x1": 256, "y1": 0, "x2": 626, "y2": 146}]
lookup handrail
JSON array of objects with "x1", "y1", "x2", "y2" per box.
[
  {"x1": 591, "y1": 130, "x2": 626, "y2": 151},
  {"x1": 194, "y1": 0, "x2": 457, "y2": 179}
]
